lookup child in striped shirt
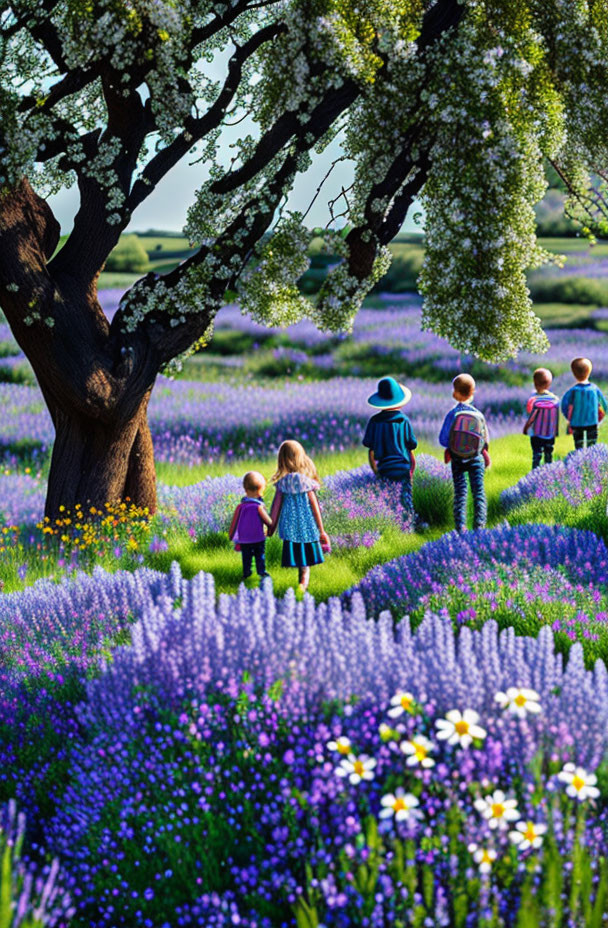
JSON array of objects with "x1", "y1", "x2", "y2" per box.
[
  {"x1": 561, "y1": 357, "x2": 608, "y2": 451},
  {"x1": 523, "y1": 368, "x2": 560, "y2": 469}
]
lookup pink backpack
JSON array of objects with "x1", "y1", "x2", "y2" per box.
[
  {"x1": 528, "y1": 397, "x2": 559, "y2": 439},
  {"x1": 448, "y1": 409, "x2": 486, "y2": 459}
]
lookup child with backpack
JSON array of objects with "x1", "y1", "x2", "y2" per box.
[
  {"x1": 561, "y1": 357, "x2": 607, "y2": 451},
  {"x1": 228, "y1": 471, "x2": 272, "y2": 582},
  {"x1": 523, "y1": 367, "x2": 560, "y2": 469},
  {"x1": 439, "y1": 374, "x2": 490, "y2": 533}
]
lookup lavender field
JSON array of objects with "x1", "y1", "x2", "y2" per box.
[{"x1": 2, "y1": 292, "x2": 608, "y2": 927}]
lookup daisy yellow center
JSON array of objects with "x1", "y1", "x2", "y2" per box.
[
  {"x1": 393, "y1": 797, "x2": 406, "y2": 812},
  {"x1": 455, "y1": 720, "x2": 469, "y2": 736},
  {"x1": 572, "y1": 775, "x2": 585, "y2": 792},
  {"x1": 413, "y1": 742, "x2": 428, "y2": 760},
  {"x1": 481, "y1": 850, "x2": 493, "y2": 865},
  {"x1": 491, "y1": 803, "x2": 505, "y2": 819},
  {"x1": 401, "y1": 695, "x2": 412, "y2": 710},
  {"x1": 353, "y1": 761, "x2": 365, "y2": 776},
  {"x1": 514, "y1": 694, "x2": 526, "y2": 707},
  {"x1": 338, "y1": 742, "x2": 350, "y2": 754},
  {"x1": 524, "y1": 823, "x2": 537, "y2": 842}
]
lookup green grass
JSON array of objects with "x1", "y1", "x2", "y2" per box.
[
  {"x1": 541, "y1": 236, "x2": 608, "y2": 257},
  {"x1": 533, "y1": 302, "x2": 601, "y2": 328},
  {"x1": 98, "y1": 271, "x2": 142, "y2": 289}
]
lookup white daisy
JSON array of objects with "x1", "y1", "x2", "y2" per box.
[
  {"x1": 335, "y1": 753, "x2": 377, "y2": 785},
  {"x1": 327, "y1": 736, "x2": 352, "y2": 755},
  {"x1": 467, "y1": 842, "x2": 497, "y2": 874},
  {"x1": 509, "y1": 820, "x2": 547, "y2": 851},
  {"x1": 557, "y1": 763, "x2": 600, "y2": 802},
  {"x1": 379, "y1": 788, "x2": 422, "y2": 822},
  {"x1": 400, "y1": 734, "x2": 436, "y2": 768},
  {"x1": 494, "y1": 687, "x2": 541, "y2": 718},
  {"x1": 388, "y1": 691, "x2": 416, "y2": 719},
  {"x1": 474, "y1": 789, "x2": 520, "y2": 830},
  {"x1": 435, "y1": 709, "x2": 487, "y2": 748}
]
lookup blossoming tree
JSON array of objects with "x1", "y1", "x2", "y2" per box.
[{"x1": 0, "y1": 0, "x2": 605, "y2": 515}]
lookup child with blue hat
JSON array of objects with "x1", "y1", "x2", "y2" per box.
[{"x1": 362, "y1": 376, "x2": 418, "y2": 520}]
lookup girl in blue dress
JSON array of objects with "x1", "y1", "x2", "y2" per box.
[{"x1": 268, "y1": 440, "x2": 329, "y2": 592}]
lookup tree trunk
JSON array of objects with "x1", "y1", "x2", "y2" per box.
[{"x1": 45, "y1": 392, "x2": 157, "y2": 518}]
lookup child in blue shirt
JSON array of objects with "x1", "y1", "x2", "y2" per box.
[
  {"x1": 439, "y1": 374, "x2": 489, "y2": 533},
  {"x1": 362, "y1": 376, "x2": 417, "y2": 518},
  {"x1": 561, "y1": 357, "x2": 607, "y2": 450}
]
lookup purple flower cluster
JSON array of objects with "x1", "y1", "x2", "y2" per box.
[
  {"x1": 0, "y1": 374, "x2": 527, "y2": 467},
  {"x1": 411, "y1": 562, "x2": 608, "y2": 666},
  {"x1": 0, "y1": 565, "x2": 169, "y2": 679},
  {"x1": 212, "y1": 298, "x2": 608, "y2": 383},
  {"x1": 0, "y1": 472, "x2": 46, "y2": 526},
  {"x1": 320, "y1": 456, "x2": 449, "y2": 540},
  {"x1": 501, "y1": 444, "x2": 608, "y2": 512},
  {"x1": 148, "y1": 375, "x2": 526, "y2": 465},
  {"x1": 1, "y1": 558, "x2": 607, "y2": 925},
  {"x1": 157, "y1": 474, "x2": 243, "y2": 538},
  {"x1": 345, "y1": 523, "x2": 608, "y2": 620},
  {"x1": 0, "y1": 565, "x2": 175, "y2": 822},
  {"x1": 23, "y1": 565, "x2": 605, "y2": 926}
]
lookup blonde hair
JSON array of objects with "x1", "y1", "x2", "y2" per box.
[
  {"x1": 533, "y1": 367, "x2": 553, "y2": 390},
  {"x1": 272, "y1": 440, "x2": 320, "y2": 484},
  {"x1": 452, "y1": 373, "x2": 475, "y2": 400},
  {"x1": 571, "y1": 357, "x2": 592, "y2": 381}
]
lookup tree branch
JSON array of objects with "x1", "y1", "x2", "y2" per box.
[
  {"x1": 126, "y1": 21, "x2": 285, "y2": 213},
  {"x1": 343, "y1": 0, "x2": 465, "y2": 280},
  {"x1": 191, "y1": 0, "x2": 281, "y2": 48}
]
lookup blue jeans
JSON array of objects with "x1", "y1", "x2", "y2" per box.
[{"x1": 451, "y1": 455, "x2": 487, "y2": 532}]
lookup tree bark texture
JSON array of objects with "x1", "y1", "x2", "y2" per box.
[
  {"x1": 0, "y1": 179, "x2": 161, "y2": 517},
  {"x1": 45, "y1": 393, "x2": 156, "y2": 518}
]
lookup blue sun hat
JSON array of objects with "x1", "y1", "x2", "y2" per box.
[{"x1": 367, "y1": 376, "x2": 412, "y2": 409}]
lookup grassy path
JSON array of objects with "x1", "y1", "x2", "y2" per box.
[{"x1": 154, "y1": 432, "x2": 578, "y2": 601}]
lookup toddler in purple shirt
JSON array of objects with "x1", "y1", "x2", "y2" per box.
[{"x1": 228, "y1": 471, "x2": 272, "y2": 580}]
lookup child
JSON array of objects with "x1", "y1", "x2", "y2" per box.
[
  {"x1": 362, "y1": 376, "x2": 418, "y2": 518},
  {"x1": 268, "y1": 440, "x2": 329, "y2": 592},
  {"x1": 561, "y1": 357, "x2": 607, "y2": 451},
  {"x1": 523, "y1": 367, "x2": 560, "y2": 470},
  {"x1": 228, "y1": 471, "x2": 272, "y2": 581},
  {"x1": 439, "y1": 374, "x2": 490, "y2": 533}
]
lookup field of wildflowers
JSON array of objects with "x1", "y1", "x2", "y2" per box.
[
  {"x1": 2, "y1": 291, "x2": 608, "y2": 925},
  {"x1": 2, "y1": 564, "x2": 608, "y2": 926},
  {"x1": 3, "y1": 295, "x2": 608, "y2": 468}
]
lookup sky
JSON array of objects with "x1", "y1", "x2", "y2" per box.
[{"x1": 48, "y1": 134, "x2": 424, "y2": 236}]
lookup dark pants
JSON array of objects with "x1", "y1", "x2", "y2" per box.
[
  {"x1": 451, "y1": 455, "x2": 487, "y2": 533},
  {"x1": 531, "y1": 436, "x2": 555, "y2": 469},
  {"x1": 241, "y1": 541, "x2": 267, "y2": 578},
  {"x1": 572, "y1": 425, "x2": 598, "y2": 450}
]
